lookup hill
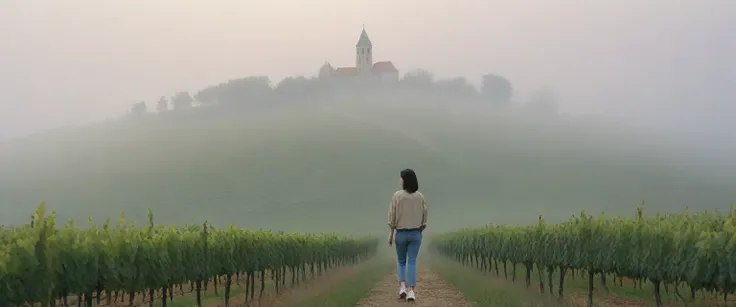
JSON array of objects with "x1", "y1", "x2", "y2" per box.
[{"x1": 1, "y1": 100, "x2": 734, "y2": 233}]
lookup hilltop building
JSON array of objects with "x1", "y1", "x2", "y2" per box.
[{"x1": 318, "y1": 27, "x2": 399, "y2": 82}]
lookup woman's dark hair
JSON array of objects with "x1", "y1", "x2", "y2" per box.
[{"x1": 400, "y1": 169, "x2": 419, "y2": 193}]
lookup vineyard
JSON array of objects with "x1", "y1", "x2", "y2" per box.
[
  {"x1": 0, "y1": 204, "x2": 378, "y2": 307},
  {"x1": 430, "y1": 204, "x2": 736, "y2": 307}
]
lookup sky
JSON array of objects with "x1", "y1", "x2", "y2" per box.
[{"x1": 1, "y1": 0, "x2": 735, "y2": 140}]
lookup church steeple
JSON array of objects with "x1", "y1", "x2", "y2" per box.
[
  {"x1": 356, "y1": 25, "x2": 373, "y2": 47},
  {"x1": 356, "y1": 25, "x2": 373, "y2": 74}
]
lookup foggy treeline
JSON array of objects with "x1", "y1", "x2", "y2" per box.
[{"x1": 128, "y1": 69, "x2": 558, "y2": 117}]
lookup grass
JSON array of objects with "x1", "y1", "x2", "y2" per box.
[
  {"x1": 148, "y1": 276, "x2": 279, "y2": 307},
  {"x1": 549, "y1": 267, "x2": 734, "y2": 306},
  {"x1": 139, "y1": 257, "x2": 393, "y2": 307},
  {"x1": 428, "y1": 255, "x2": 545, "y2": 307},
  {"x1": 288, "y1": 258, "x2": 394, "y2": 307},
  {"x1": 431, "y1": 255, "x2": 730, "y2": 307},
  {"x1": 157, "y1": 280, "x2": 273, "y2": 307}
]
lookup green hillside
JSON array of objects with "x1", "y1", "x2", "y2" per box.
[{"x1": 1, "y1": 102, "x2": 734, "y2": 233}]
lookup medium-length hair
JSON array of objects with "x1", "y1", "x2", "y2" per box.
[{"x1": 400, "y1": 168, "x2": 419, "y2": 193}]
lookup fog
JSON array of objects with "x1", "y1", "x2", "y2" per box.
[
  {"x1": 1, "y1": 0, "x2": 735, "y2": 231},
  {"x1": 2, "y1": 80, "x2": 735, "y2": 231},
  {"x1": 2, "y1": 0, "x2": 735, "y2": 139}
]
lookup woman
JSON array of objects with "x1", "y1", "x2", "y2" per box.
[{"x1": 387, "y1": 168, "x2": 427, "y2": 301}]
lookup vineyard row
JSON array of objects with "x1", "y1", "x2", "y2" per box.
[
  {"x1": 0, "y1": 204, "x2": 379, "y2": 307},
  {"x1": 430, "y1": 204, "x2": 736, "y2": 307}
]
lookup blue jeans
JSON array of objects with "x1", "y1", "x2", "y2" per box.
[{"x1": 395, "y1": 229, "x2": 422, "y2": 287}]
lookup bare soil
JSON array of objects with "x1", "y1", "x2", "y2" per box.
[{"x1": 356, "y1": 266, "x2": 474, "y2": 307}]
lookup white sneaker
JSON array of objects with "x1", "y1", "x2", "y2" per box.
[
  {"x1": 399, "y1": 287, "x2": 407, "y2": 299},
  {"x1": 407, "y1": 290, "x2": 416, "y2": 301}
]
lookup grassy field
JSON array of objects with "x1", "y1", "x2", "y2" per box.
[{"x1": 1, "y1": 101, "x2": 734, "y2": 233}]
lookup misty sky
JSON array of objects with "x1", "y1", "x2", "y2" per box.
[{"x1": 1, "y1": 0, "x2": 734, "y2": 141}]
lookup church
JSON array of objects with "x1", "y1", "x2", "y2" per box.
[{"x1": 318, "y1": 27, "x2": 399, "y2": 82}]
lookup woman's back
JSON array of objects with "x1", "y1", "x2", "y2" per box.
[{"x1": 389, "y1": 190, "x2": 427, "y2": 231}]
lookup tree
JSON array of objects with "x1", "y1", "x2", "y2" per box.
[
  {"x1": 194, "y1": 76, "x2": 273, "y2": 105},
  {"x1": 171, "y1": 91, "x2": 193, "y2": 110},
  {"x1": 130, "y1": 101, "x2": 147, "y2": 115},
  {"x1": 400, "y1": 69, "x2": 435, "y2": 90},
  {"x1": 481, "y1": 74, "x2": 513, "y2": 104},
  {"x1": 435, "y1": 77, "x2": 478, "y2": 97},
  {"x1": 274, "y1": 76, "x2": 319, "y2": 98},
  {"x1": 156, "y1": 96, "x2": 168, "y2": 112}
]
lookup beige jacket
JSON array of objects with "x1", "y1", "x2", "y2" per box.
[{"x1": 387, "y1": 190, "x2": 428, "y2": 230}]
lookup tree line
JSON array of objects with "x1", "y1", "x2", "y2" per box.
[{"x1": 129, "y1": 69, "x2": 558, "y2": 115}]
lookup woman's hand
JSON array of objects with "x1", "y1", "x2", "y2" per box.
[{"x1": 388, "y1": 231, "x2": 394, "y2": 246}]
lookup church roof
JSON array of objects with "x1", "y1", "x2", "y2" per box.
[
  {"x1": 320, "y1": 62, "x2": 335, "y2": 71},
  {"x1": 372, "y1": 61, "x2": 398, "y2": 73},
  {"x1": 334, "y1": 67, "x2": 358, "y2": 76},
  {"x1": 356, "y1": 27, "x2": 372, "y2": 47}
]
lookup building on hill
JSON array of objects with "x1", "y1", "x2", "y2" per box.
[{"x1": 318, "y1": 26, "x2": 399, "y2": 82}]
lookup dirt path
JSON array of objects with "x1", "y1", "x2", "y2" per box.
[{"x1": 356, "y1": 266, "x2": 474, "y2": 307}]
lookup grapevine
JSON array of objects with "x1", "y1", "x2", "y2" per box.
[
  {"x1": 430, "y1": 204, "x2": 736, "y2": 307},
  {"x1": 0, "y1": 203, "x2": 378, "y2": 307}
]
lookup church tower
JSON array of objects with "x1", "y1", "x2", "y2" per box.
[{"x1": 355, "y1": 26, "x2": 373, "y2": 74}]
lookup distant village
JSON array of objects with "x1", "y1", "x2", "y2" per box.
[{"x1": 317, "y1": 26, "x2": 400, "y2": 82}]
